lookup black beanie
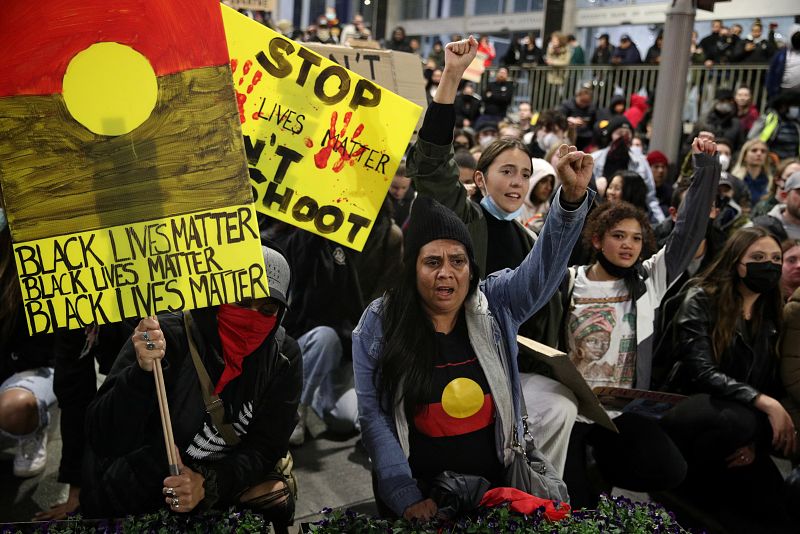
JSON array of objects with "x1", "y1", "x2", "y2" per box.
[
  {"x1": 404, "y1": 195, "x2": 475, "y2": 264},
  {"x1": 607, "y1": 115, "x2": 632, "y2": 136}
]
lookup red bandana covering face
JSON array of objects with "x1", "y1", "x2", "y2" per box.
[{"x1": 214, "y1": 304, "x2": 277, "y2": 394}]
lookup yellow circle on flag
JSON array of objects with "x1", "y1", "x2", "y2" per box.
[
  {"x1": 62, "y1": 42, "x2": 157, "y2": 136},
  {"x1": 441, "y1": 377, "x2": 485, "y2": 419}
]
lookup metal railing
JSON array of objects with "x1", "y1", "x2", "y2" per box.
[{"x1": 480, "y1": 64, "x2": 771, "y2": 121}]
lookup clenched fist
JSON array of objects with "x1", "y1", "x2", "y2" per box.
[{"x1": 555, "y1": 144, "x2": 593, "y2": 203}]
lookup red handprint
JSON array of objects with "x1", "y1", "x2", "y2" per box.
[
  {"x1": 314, "y1": 111, "x2": 367, "y2": 173},
  {"x1": 231, "y1": 58, "x2": 263, "y2": 124}
]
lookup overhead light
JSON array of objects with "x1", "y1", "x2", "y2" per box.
[{"x1": 364, "y1": 0, "x2": 371, "y2": 4}]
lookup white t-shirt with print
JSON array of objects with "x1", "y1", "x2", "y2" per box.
[{"x1": 568, "y1": 266, "x2": 637, "y2": 390}]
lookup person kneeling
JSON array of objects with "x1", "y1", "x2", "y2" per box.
[{"x1": 81, "y1": 246, "x2": 301, "y2": 533}]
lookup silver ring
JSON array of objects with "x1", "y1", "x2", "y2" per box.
[
  {"x1": 171, "y1": 497, "x2": 180, "y2": 508},
  {"x1": 164, "y1": 487, "x2": 175, "y2": 497},
  {"x1": 146, "y1": 341, "x2": 156, "y2": 351},
  {"x1": 141, "y1": 331, "x2": 150, "y2": 341}
]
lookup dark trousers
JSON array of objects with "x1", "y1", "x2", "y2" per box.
[
  {"x1": 661, "y1": 394, "x2": 791, "y2": 533},
  {"x1": 563, "y1": 412, "x2": 687, "y2": 509}
]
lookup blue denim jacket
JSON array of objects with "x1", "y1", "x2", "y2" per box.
[{"x1": 352, "y1": 188, "x2": 591, "y2": 516}]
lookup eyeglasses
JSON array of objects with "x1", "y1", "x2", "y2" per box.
[{"x1": 233, "y1": 298, "x2": 280, "y2": 316}]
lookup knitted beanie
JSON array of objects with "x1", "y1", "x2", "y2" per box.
[{"x1": 403, "y1": 195, "x2": 475, "y2": 264}]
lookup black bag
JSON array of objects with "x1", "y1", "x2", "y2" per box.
[{"x1": 429, "y1": 471, "x2": 491, "y2": 519}]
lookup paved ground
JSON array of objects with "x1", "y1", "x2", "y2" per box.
[
  {"x1": 1, "y1": 406, "x2": 791, "y2": 533},
  {"x1": 0, "y1": 406, "x2": 376, "y2": 533}
]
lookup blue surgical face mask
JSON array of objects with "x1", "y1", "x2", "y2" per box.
[
  {"x1": 0, "y1": 208, "x2": 6, "y2": 232},
  {"x1": 480, "y1": 194, "x2": 524, "y2": 221}
]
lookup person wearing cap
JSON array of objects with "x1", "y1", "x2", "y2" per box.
[
  {"x1": 591, "y1": 115, "x2": 665, "y2": 223},
  {"x1": 474, "y1": 121, "x2": 499, "y2": 148},
  {"x1": 647, "y1": 150, "x2": 672, "y2": 218},
  {"x1": 353, "y1": 36, "x2": 593, "y2": 522},
  {"x1": 81, "y1": 245, "x2": 302, "y2": 532},
  {"x1": 591, "y1": 33, "x2": 614, "y2": 65},
  {"x1": 753, "y1": 158, "x2": 800, "y2": 218},
  {"x1": 767, "y1": 171, "x2": 800, "y2": 241},
  {"x1": 611, "y1": 34, "x2": 641, "y2": 65}
]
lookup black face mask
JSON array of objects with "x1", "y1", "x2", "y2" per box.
[
  {"x1": 741, "y1": 261, "x2": 781, "y2": 294},
  {"x1": 596, "y1": 251, "x2": 637, "y2": 279}
]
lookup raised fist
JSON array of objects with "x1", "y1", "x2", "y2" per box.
[{"x1": 555, "y1": 144, "x2": 593, "y2": 203}]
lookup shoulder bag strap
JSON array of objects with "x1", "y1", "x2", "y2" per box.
[{"x1": 183, "y1": 312, "x2": 241, "y2": 446}]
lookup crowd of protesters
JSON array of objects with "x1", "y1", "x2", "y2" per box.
[{"x1": 2, "y1": 10, "x2": 800, "y2": 534}]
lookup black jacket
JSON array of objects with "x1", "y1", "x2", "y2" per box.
[
  {"x1": 81, "y1": 309, "x2": 301, "y2": 517},
  {"x1": 559, "y1": 98, "x2": 596, "y2": 145},
  {"x1": 667, "y1": 287, "x2": 782, "y2": 404},
  {"x1": 454, "y1": 92, "x2": 482, "y2": 127},
  {"x1": 591, "y1": 45, "x2": 614, "y2": 65},
  {"x1": 482, "y1": 80, "x2": 514, "y2": 118},
  {"x1": 1, "y1": 308, "x2": 55, "y2": 383}
]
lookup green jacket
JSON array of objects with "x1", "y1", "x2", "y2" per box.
[
  {"x1": 406, "y1": 136, "x2": 566, "y2": 350},
  {"x1": 406, "y1": 136, "x2": 534, "y2": 277}
]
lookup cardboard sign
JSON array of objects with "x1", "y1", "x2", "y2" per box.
[
  {"x1": 223, "y1": 7, "x2": 423, "y2": 250},
  {"x1": 225, "y1": 0, "x2": 276, "y2": 10},
  {"x1": 303, "y1": 42, "x2": 428, "y2": 135},
  {"x1": 0, "y1": 0, "x2": 268, "y2": 334}
]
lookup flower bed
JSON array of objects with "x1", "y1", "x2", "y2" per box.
[
  {"x1": 0, "y1": 496, "x2": 693, "y2": 533},
  {"x1": 305, "y1": 495, "x2": 693, "y2": 534}
]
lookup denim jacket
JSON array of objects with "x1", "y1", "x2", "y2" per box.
[{"x1": 352, "y1": 188, "x2": 591, "y2": 515}]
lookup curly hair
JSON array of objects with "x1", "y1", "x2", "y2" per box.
[{"x1": 582, "y1": 201, "x2": 656, "y2": 260}]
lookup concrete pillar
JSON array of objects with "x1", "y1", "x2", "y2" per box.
[
  {"x1": 649, "y1": 0, "x2": 696, "y2": 164},
  {"x1": 561, "y1": 0, "x2": 577, "y2": 37}
]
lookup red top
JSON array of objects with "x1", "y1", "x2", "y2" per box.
[{"x1": 0, "y1": 0, "x2": 230, "y2": 97}]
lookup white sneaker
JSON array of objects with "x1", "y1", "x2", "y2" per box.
[
  {"x1": 289, "y1": 406, "x2": 306, "y2": 446},
  {"x1": 14, "y1": 429, "x2": 48, "y2": 478}
]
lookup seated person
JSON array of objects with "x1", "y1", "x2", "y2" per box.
[
  {"x1": 0, "y1": 223, "x2": 56, "y2": 480},
  {"x1": 663, "y1": 227, "x2": 794, "y2": 533},
  {"x1": 81, "y1": 246, "x2": 301, "y2": 533},
  {"x1": 561, "y1": 137, "x2": 720, "y2": 509}
]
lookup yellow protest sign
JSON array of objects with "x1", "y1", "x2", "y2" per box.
[
  {"x1": 14, "y1": 206, "x2": 267, "y2": 334},
  {"x1": 0, "y1": 0, "x2": 268, "y2": 334},
  {"x1": 222, "y1": 6, "x2": 422, "y2": 251}
]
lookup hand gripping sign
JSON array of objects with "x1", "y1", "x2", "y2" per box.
[
  {"x1": 222, "y1": 7, "x2": 422, "y2": 251},
  {"x1": 0, "y1": 0, "x2": 268, "y2": 335}
]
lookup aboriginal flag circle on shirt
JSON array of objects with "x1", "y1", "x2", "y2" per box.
[{"x1": 414, "y1": 358, "x2": 496, "y2": 438}]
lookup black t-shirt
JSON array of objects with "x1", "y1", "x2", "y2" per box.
[
  {"x1": 408, "y1": 314, "x2": 503, "y2": 485},
  {"x1": 483, "y1": 205, "x2": 529, "y2": 276}
]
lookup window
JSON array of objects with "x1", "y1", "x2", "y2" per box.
[
  {"x1": 402, "y1": 0, "x2": 428, "y2": 19},
  {"x1": 474, "y1": 0, "x2": 503, "y2": 15},
  {"x1": 450, "y1": 0, "x2": 466, "y2": 16},
  {"x1": 514, "y1": 0, "x2": 543, "y2": 11}
]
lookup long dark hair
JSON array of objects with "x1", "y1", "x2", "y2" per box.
[
  {"x1": 694, "y1": 226, "x2": 783, "y2": 362},
  {"x1": 376, "y1": 251, "x2": 480, "y2": 419},
  {"x1": 611, "y1": 170, "x2": 648, "y2": 212}
]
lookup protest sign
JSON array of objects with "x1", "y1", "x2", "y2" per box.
[
  {"x1": 225, "y1": 0, "x2": 276, "y2": 10},
  {"x1": 303, "y1": 42, "x2": 427, "y2": 136},
  {"x1": 0, "y1": 0, "x2": 267, "y2": 334},
  {"x1": 16, "y1": 207, "x2": 267, "y2": 334},
  {"x1": 223, "y1": 7, "x2": 422, "y2": 251}
]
